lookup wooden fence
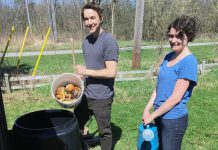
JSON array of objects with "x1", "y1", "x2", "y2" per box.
[{"x1": 1, "y1": 61, "x2": 218, "y2": 93}]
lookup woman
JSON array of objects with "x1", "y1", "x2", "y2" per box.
[
  {"x1": 142, "y1": 15, "x2": 198, "y2": 150},
  {"x1": 74, "y1": 2, "x2": 119, "y2": 150}
]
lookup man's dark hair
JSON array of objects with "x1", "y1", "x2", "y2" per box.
[
  {"x1": 167, "y1": 15, "x2": 196, "y2": 42},
  {"x1": 81, "y1": 3, "x2": 103, "y2": 20}
]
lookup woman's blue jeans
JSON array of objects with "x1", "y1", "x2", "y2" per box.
[{"x1": 154, "y1": 114, "x2": 188, "y2": 150}]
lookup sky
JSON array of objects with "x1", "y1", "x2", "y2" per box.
[
  {"x1": 2, "y1": 0, "x2": 45, "y2": 6},
  {"x1": 2, "y1": 0, "x2": 135, "y2": 6},
  {"x1": 2, "y1": 0, "x2": 14, "y2": 6}
]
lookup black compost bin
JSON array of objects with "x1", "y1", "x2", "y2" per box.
[{"x1": 12, "y1": 109, "x2": 82, "y2": 150}]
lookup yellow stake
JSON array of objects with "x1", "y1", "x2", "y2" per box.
[
  {"x1": 32, "y1": 27, "x2": 51, "y2": 77},
  {"x1": 17, "y1": 26, "x2": 29, "y2": 68},
  {"x1": 0, "y1": 25, "x2": 15, "y2": 66}
]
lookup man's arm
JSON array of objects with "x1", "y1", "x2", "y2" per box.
[{"x1": 75, "y1": 60, "x2": 117, "y2": 78}]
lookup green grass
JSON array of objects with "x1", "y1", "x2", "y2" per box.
[
  {"x1": 1, "y1": 43, "x2": 218, "y2": 149},
  {"x1": 182, "y1": 68, "x2": 218, "y2": 150},
  {"x1": 3, "y1": 67, "x2": 218, "y2": 150},
  {"x1": 4, "y1": 45, "x2": 217, "y2": 76},
  {"x1": 191, "y1": 45, "x2": 218, "y2": 63},
  {"x1": 91, "y1": 68, "x2": 217, "y2": 150},
  {"x1": 4, "y1": 38, "x2": 216, "y2": 53},
  {"x1": 3, "y1": 40, "x2": 161, "y2": 53}
]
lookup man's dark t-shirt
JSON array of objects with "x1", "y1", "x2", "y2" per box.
[{"x1": 82, "y1": 31, "x2": 119, "y2": 100}]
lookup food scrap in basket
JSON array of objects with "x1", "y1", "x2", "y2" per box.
[{"x1": 55, "y1": 83, "x2": 82, "y2": 102}]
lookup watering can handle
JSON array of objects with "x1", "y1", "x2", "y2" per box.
[{"x1": 146, "y1": 124, "x2": 150, "y2": 129}]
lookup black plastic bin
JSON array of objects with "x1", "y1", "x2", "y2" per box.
[{"x1": 12, "y1": 109, "x2": 82, "y2": 150}]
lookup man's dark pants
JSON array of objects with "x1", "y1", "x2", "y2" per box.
[{"x1": 74, "y1": 95, "x2": 113, "y2": 150}]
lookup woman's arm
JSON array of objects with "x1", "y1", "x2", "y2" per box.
[
  {"x1": 144, "y1": 88, "x2": 157, "y2": 112},
  {"x1": 142, "y1": 88, "x2": 156, "y2": 122},
  {"x1": 143, "y1": 78, "x2": 190, "y2": 125},
  {"x1": 75, "y1": 60, "x2": 117, "y2": 78}
]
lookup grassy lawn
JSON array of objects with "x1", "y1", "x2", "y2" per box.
[
  {"x1": 2, "y1": 66, "x2": 218, "y2": 150},
  {"x1": 1, "y1": 43, "x2": 218, "y2": 149},
  {"x1": 1, "y1": 40, "x2": 163, "y2": 52},
  {"x1": 2, "y1": 38, "x2": 216, "y2": 53},
  {"x1": 3, "y1": 45, "x2": 217, "y2": 75}
]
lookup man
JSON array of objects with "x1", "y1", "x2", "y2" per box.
[{"x1": 74, "y1": 2, "x2": 119, "y2": 150}]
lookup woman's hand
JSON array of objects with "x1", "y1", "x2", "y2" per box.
[{"x1": 142, "y1": 111, "x2": 154, "y2": 125}]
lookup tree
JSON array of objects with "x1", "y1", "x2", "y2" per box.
[
  {"x1": 84, "y1": 0, "x2": 91, "y2": 3},
  {"x1": 111, "y1": 0, "x2": 117, "y2": 36},
  {"x1": 25, "y1": 0, "x2": 32, "y2": 33},
  {"x1": 132, "y1": 0, "x2": 144, "y2": 69},
  {"x1": 47, "y1": 0, "x2": 58, "y2": 42}
]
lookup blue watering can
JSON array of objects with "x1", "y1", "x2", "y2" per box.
[{"x1": 137, "y1": 123, "x2": 159, "y2": 150}]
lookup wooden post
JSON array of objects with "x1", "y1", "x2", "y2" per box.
[
  {"x1": 119, "y1": 72, "x2": 123, "y2": 79},
  {"x1": 150, "y1": 66, "x2": 154, "y2": 78},
  {"x1": 132, "y1": 0, "x2": 145, "y2": 69},
  {"x1": 202, "y1": 60, "x2": 206, "y2": 74},
  {"x1": 155, "y1": 68, "x2": 160, "y2": 76},
  {"x1": 4, "y1": 74, "x2": 11, "y2": 93},
  {"x1": 49, "y1": 76, "x2": 53, "y2": 84},
  {"x1": 70, "y1": 38, "x2": 76, "y2": 68}
]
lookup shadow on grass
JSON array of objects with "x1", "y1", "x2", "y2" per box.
[
  {"x1": 83, "y1": 122, "x2": 122, "y2": 150},
  {"x1": 112, "y1": 122, "x2": 122, "y2": 150}
]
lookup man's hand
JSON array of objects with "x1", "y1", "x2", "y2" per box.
[{"x1": 75, "y1": 65, "x2": 86, "y2": 75}]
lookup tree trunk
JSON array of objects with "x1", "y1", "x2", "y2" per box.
[
  {"x1": 84, "y1": 0, "x2": 91, "y2": 4},
  {"x1": 132, "y1": 0, "x2": 144, "y2": 69},
  {"x1": 47, "y1": 0, "x2": 52, "y2": 30},
  {"x1": 50, "y1": 0, "x2": 58, "y2": 42},
  {"x1": 79, "y1": 8, "x2": 83, "y2": 41},
  {"x1": 24, "y1": 0, "x2": 32, "y2": 33},
  {"x1": 111, "y1": 0, "x2": 116, "y2": 36}
]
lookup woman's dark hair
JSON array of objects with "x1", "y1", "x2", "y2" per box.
[
  {"x1": 167, "y1": 15, "x2": 196, "y2": 42},
  {"x1": 81, "y1": 3, "x2": 103, "y2": 20}
]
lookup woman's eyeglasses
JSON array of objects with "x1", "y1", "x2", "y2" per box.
[{"x1": 167, "y1": 31, "x2": 184, "y2": 40}]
